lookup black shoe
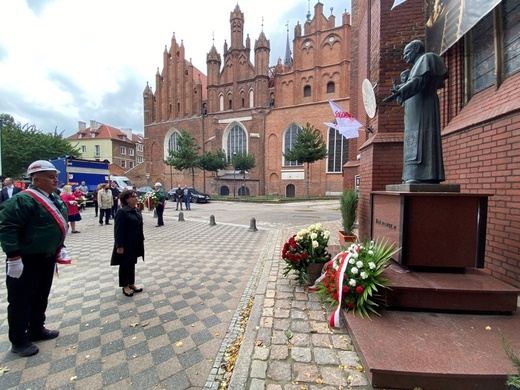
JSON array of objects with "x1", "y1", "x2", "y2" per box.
[
  {"x1": 130, "y1": 286, "x2": 143, "y2": 293},
  {"x1": 12, "y1": 342, "x2": 39, "y2": 357},
  {"x1": 30, "y1": 328, "x2": 59, "y2": 342},
  {"x1": 122, "y1": 288, "x2": 133, "y2": 297},
  {"x1": 105, "y1": 223, "x2": 111, "y2": 225},
  {"x1": 155, "y1": 225, "x2": 160, "y2": 227},
  {"x1": 99, "y1": 222, "x2": 103, "y2": 225}
]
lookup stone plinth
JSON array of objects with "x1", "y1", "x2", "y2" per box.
[{"x1": 370, "y1": 191, "x2": 490, "y2": 268}]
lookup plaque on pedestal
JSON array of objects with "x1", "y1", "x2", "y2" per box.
[{"x1": 370, "y1": 191, "x2": 490, "y2": 269}]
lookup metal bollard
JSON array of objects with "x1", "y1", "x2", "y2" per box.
[
  {"x1": 178, "y1": 211, "x2": 185, "y2": 221},
  {"x1": 248, "y1": 217, "x2": 258, "y2": 232},
  {"x1": 209, "y1": 215, "x2": 216, "y2": 226}
]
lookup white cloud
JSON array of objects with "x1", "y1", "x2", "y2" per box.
[{"x1": 0, "y1": 0, "x2": 351, "y2": 136}]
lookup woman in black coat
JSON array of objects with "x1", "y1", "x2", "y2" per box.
[{"x1": 111, "y1": 189, "x2": 144, "y2": 297}]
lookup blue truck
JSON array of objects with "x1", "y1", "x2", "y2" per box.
[{"x1": 50, "y1": 157, "x2": 110, "y2": 205}]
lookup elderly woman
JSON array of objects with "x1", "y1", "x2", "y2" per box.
[
  {"x1": 60, "y1": 185, "x2": 82, "y2": 233},
  {"x1": 110, "y1": 189, "x2": 145, "y2": 297}
]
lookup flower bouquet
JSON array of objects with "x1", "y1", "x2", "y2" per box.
[
  {"x1": 139, "y1": 190, "x2": 159, "y2": 211},
  {"x1": 75, "y1": 196, "x2": 87, "y2": 207},
  {"x1": 282, "y1": 223, "x2": 331, "y2": 285},
  {"x1": 313, "y1": 238, "x2": 398, "y2": 322}
]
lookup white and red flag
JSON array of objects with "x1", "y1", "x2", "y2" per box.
[{"x1": 324, "y1": 100, "x2": 363, "y2": 139}]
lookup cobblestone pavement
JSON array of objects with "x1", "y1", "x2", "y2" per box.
[{"x1": 0, "y1": 201, "x2": 373, "y2": 390}]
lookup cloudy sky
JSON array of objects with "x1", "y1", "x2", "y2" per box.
[{"x1": 0, "y1": 0, "x2": 351, "y2": 137}]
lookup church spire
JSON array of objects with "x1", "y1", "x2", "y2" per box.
[{"x1": 284, "y1": 22, "x2": 293, "y2": 67}]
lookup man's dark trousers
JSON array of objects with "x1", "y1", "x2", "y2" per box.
[
  {"x1": 156, "y1": 204, "x2": 164, "y2": 226},
  {"x1": 6, "y1": 253, "x2": 56, "y2": 346}
]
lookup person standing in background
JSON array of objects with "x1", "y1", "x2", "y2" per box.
[
  {"x1": 60, "y1": 185, "x2": 82, "y2": 233},
  {"x1": 0, "y1": 178, "x2": 22, "y2": 203},
  {"x1": 0, "y1": 160, "x2": 67, "y2": 357},
  {"x1": 183, "y1": 185, "x2": 191, "y2": 211},
  {"x1": 153, "y1": 182, "x2": 166, "y2": 227},
  {"x1": 98, "y1": 184, "x2": 114, "y2": 225},
  {"x1": 110, "y1": 182, "x2": 121, "y2": 218}
]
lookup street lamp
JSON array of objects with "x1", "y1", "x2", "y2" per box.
[{"x1": 232, "y1": 152, "x2": 237, "y2": 197}]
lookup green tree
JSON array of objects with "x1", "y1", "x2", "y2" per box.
[
  {"x1": 0, "y1": 114, "x2": 80, "y2": 179},
  {"x1": 231, "y1": 151, "x2": 256, "y2": 196},
  {"x1": 283, "y1": 122, "x2": 327, "y2": 197},
  {"x1": 164, "y1": 130, "x2": 201, "y2": 188},
  {"x1": 198, "y1": 149, "x2": 227, "y2": 193}
]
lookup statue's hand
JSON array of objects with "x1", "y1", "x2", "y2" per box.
[{"x1": 382, "y1": 90, "x2": 399, "y2": 103}]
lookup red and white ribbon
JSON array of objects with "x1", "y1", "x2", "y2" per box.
[{"x1": 329, "y1": 251, "x2": 351, "y2": 328}]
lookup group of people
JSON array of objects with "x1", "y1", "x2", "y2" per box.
[
  {"x1": 0, "y1": 160, "x2": 146, "y2": 357},
  {"x1": 174, "y1": 184, "x2": 192, "y2": 211}
]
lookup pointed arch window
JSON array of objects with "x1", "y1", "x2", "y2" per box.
[
  {"x1": 283, "y1": 124, "x2": 303, "y2": 166},
  {"x1": 226, "y1": 124, "x2": 247, "y2": 161},
  {"x1": 168, "y1": 132, "x2": 181, "y2": 152},
  {"x1": 327, "y1": 127, "x2": 348, "y2": 173}
]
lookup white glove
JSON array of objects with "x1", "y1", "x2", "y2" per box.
[{"x1": 7, "y1": 259, "x2": 24, "y2": 278}]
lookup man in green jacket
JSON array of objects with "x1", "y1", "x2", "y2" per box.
[
  {"x1": 154, "y1": 182, "x2": 166, "y2": 227},
  {"x1": 0, "y1": 160, "x2": 68, "y2": 357}
]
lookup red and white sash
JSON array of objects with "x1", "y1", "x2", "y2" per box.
[{"x1": 25, "y1": 189, "x2": 70, "y2": 264}]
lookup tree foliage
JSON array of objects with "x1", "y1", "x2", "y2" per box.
[
  {"x1": 0, "y1": 114, "x2": 80, "y2": 179},
  {"x1": 283, "y1": 122, "x2": 327, "y2": 197},
  {"x1": 231, "y1": 151, "x2": 256, "y2": 196},
  {"x1": 164, "y1": 130, "x2": 201, "y2": 188},
  {"x1": 198, "y1": 149, "x2": 227, "y2": 193}
]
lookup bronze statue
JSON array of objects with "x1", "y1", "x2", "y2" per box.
[{"x1": 383, "y1": 40, "x2": 449, "y2": 184}]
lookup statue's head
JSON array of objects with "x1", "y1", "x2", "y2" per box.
[{"x1": 403, "y1": 40, "x2": 425, "y2": 64}]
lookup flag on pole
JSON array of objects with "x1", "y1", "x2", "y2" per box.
[
  {"x1": 391, "y1": 0, "x2": 408, "y2": 10},
  {"x1": 324, "y1": 100, "x2": 363, "y2": 139}
]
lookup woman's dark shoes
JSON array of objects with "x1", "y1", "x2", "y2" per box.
[
  {"x1": 71, "y1": 231, "x2": 80, "y2": 233},
  {"x1": 11, "y1": 342, "x2": 39, "y2": 357},
  {"x1": 122, "y1": 288, "x2": 134, "y2": 297},
  {"x1": 129, "y1": 286, "x2": 143, "y2": 293},
  {"x1": 30, "y1": 328, "x2": 59, "y2": 341}
]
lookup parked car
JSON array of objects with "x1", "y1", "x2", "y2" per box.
[
  {"x1": 136, "y1": 186, "x2": 153, "y2": 196},
  {"x1": 167, "y1": 188, "x2": 211, "y2": 203}
]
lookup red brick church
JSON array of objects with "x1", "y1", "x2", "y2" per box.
[{"x1": 136, "y1": 2, "x2": 360, "y2": 197}]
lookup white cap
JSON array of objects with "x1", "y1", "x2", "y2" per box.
[
  {"x1": 154, "y1": 182, "x2": 162, "y2": 187},
  {"x1": 27, "y1": 160, "x2": 60, "y2": 176}
]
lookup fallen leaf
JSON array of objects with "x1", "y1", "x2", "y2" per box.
[
  {"x1": 485, "y1": 326, "x2": 491, "y2": 330},
  {"x1": 214, "y1": 332, "x2": 220, "y2": 337},
  {"x1": 284, "y1": 329, "x2": 293, "y2": 339},
  {"x1": 0, "y1": 367, "x2": 10, "y2": 377},
  {"x1": 317, "y1": 377, "x2": 324, "y2": 384},
  {"x1": 132, "y1": 336, "x2": 137, "y2": 340},
  {"x1": 356, "y1": 365, "x2": 364, "y2": 372},
  {"x1": 130, "y1": 323, "x2": 139, "y2": 328},
  {"x1": 141, "y1": 322, "x2": 150, "y2": 328},
  {"x1": 255, "y1": 339, "x2": 263, "y2": 346},
  {"x1": 176, "y1": 341, "x2": 183, "y2": 347},
  {"x1": 132, "y1": 354, "x2": 138, "y2": 358},
  {"x1": 70, "y1": 376, "x2": 77, "y2": 381},
  {"x1": 85, "y1": 355, "x2": 90, "y2": 359}
]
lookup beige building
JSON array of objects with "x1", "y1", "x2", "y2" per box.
[{"x1": 67, "y1": 120, "x2": 144, "y2": 171}]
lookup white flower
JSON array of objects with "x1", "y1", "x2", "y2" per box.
[
  {"x1": 368, "y1": 250, "x2": 374, "y2": 255},
  {"x1": 308, "y1": 224, "x2": 316, "y2": 231},
  {"x1": 312, "y1": 240, "x2": 319, "y2": 248},
  {"x1": 360, "y1": 271, "x2": 368, "y2": 279},
  {"x1": 315, "y1": 223, "x2": 323, "y2": 230},
  {"x1": 368, "y1": 262, "x2": 376, "y2": 270},
  {"x1": 310, "y1": 232, "x2": 318, "y2": 240},
  {"x1": 349, "y1": 278, "x2": 357, "y2": 286},
  {"x1": 351, "y1": 267, "x2": 358, "y2": 274},
  {"x1": 323, "y1": 230, "x2": 330, "y2": 239},
  {"x1": 351, "y1": 252, "x2": 359, "y2": 259},
  {"x1": 295, "y1": 235, "x2": 301, "y2": 242},
  {"x1": 349, "y1": 257, "x2": 356, "y2": 264},
  {"x1": 356, "y1": 261, "x2": 363, "y2": 268},
  {"x1": 348, "y1": 243, "x2": 357, "y2": 251}
]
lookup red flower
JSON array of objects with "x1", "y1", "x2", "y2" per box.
[
  {"x1": 342, "y1": 286, "x2": 349, "y2": 293},
  {"x1": 356, "y1": 286, "x2": 364, "y2": 294},
  {"x1": 347, "y1": 302, "x2": 355, "y2": 309},
  {"x1": 301, "y1": 253, "x2": 308, "y2": 260},
  {"x1": 332, "y1": 292, "x2": 339, "y2": 301}
]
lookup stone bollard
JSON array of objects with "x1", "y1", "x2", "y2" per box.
[
  {"x1": 178, "y1": 211, "x2": 185, "y2": 222},
  {"x1": 248, "y1": 217, "x2": 258, "y2": 232},
  {"x1": 209, "y1": 215, "x2": 216, "y2": 226}
]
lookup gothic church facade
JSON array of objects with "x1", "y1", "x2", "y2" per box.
[{"x1": 139, "y1": 2, "x2": 357, "y2": 196}]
